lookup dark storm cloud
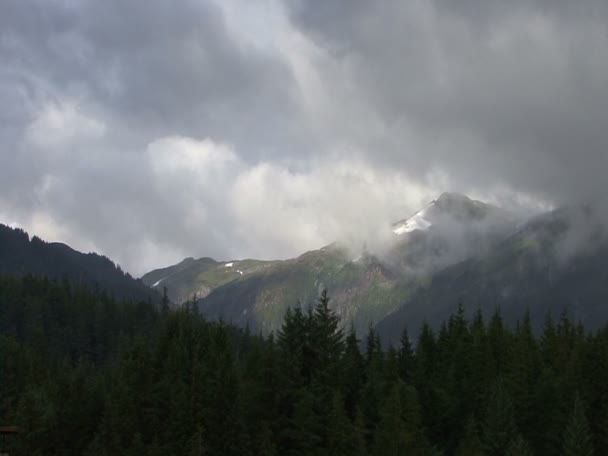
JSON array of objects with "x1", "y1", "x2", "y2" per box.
[
  {"x1": 1, "y1": 0, "x2": 607, "y2": 274},
  {"x1": 0, "y1": 0, "x2": 307, "y2": 273},
  {"x1": 284, "y1": 0, "x2": 608, "y2": 204},
  {"x1": 0, "y1": 0, "x2": 296, "y2": 153}
]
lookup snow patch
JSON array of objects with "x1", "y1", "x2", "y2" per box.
[
  {"x1": 152, "y1": 276, "x2": 168, "y2": 287},
  {"x1": 225, "y1": 262, "x2": 234, "y2": 267},
  {"x1": 393, "y1": 205, "x2": 433, "y2": 235},
  {"x1": 237, "y1": 270, "x2": 244, "y2": 275}
]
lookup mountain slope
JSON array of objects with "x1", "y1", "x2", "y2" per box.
[
  {"x1": 387, "y1": 192, "x2": 518, "y2": 273},
  {"x1": 141, "y1": 256, "x2": 279, "y2": 304},
  {"x1": 392, "y1": 192, "x2": 511, "y2": 235},
  {"x1": 198, "y1": 244, "x2": 411, "y2": 334},
  {"x1": 192, "y1": 193, "x2": 520, "y2": 334},
  {"x1": 0, "y1": 224, "x2": 157, "y2": 303},
  {"x1": 376, "y1": 204, "x2": 608, "y2": 342}
]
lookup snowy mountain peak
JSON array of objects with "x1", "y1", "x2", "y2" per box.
[
  {"x1": 392, "y1": 193, "x2": 501, "y2": 235},
  {"x1": 392, "y1": 203, "x2": 434, "y2": 234}
]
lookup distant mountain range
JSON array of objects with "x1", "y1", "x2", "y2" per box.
[
  {"x1": 143, "y1": 193, "x2": 608, "y2": 336},
  {"x1": 136, "y1": 193, "x2": 540, "y2": 333},
  {"x1": 5, "y1": 192, "x2": 607, "y2": 338},
  {"x1": 193, "y1": 193, "x2": 531, "y2": 334},
  {"x1": 0, "y1": 224, "x2": 157, "y2": 303}
]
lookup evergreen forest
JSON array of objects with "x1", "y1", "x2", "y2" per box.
[{"x1": 1, "y1": 274, "x2": 607, "y2": 455}]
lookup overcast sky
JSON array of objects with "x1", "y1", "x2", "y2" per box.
[{"x1": 1, "y1": 0, "x2": 607, "y2": 275}]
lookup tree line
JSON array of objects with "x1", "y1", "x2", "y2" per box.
[{"x1": 1, "y1": 274, "x2": 607, "y2": 455}]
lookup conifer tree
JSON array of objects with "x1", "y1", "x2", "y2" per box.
[
  {"x1": 341, "y1": 325, "x2": 364, "y2": 420},
  {"x1": 540, "y1": 312, "x2": 558, "y2": 368},
  {"x1": 257, "y1": 421, "x2": 277, "y2": 456},
  {"x1": 310, "y1": 289, "x2": 344, "y2": 385},
  {"x1": 326, "y1": 393, "x2": 366, "y2": 456},
  {"x1": 469, "y1": 309, "x2": 493, "y2": 417},
  {"x1": 283, "y1": 389, "x2": 322, "y2": 456},
  {"x1": 415, "y1": 322, "x2": 436, "y2": 387},
  {"x1": 528, "y1": 366, "x2": 568, "y2": 454},
  {"x1": 362, "y1": 325, "x2": 383, "y2": 446},
  {"x1": 161, "y1": 286, "x2": 170, "y2": 315},
  {"x1": 482, "y1": 377, "x2": 518, "y2": 455},
  {"x1": 400, "y1": 383, "x2": 433, "y2": 454},
  {"x1": 507, "y1": 310, "x2": 539, "y2": 442},
  {"x1": 398, "y1": 326, "x2": 415, "y2": 382},
  {"x1": 372, "y1": 384, "x2": 408, "y2": 456},
  {"x1": 505, "y1": 434, "x2": 534, "y2": 456},
  {"x1": 383, "y1": 345, "x2": 400, "y2": 387},
  {"x1": 562, "y1": 393, "x2": 594, "y2": 456},
  {"x1": 278, "y1": 306, "x2": 308, "y2": 387},
  {"x1": 455, "y1": 415, "x2": 483, "y2": 456},
  {"x1": 488, "y1": 309, "x2": 507, "y2": 373}
]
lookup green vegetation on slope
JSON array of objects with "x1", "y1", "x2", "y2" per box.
[
  {"x1": 141, "y1": 256, "x2": 279, "y2": 304},
  {"x1": 199, "y1": 244, "x2": 415, "y2": 334}
]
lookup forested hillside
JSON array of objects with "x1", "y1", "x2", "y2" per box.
[
  {"x1": 0, "y1": 224, "x2": 157, "y2": 303},
  {"x1": 1, "y1": 276, "x2": 607, "y2": 455}
]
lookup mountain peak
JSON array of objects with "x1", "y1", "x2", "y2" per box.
[
  {"x1": 435, "y1": 192, "x2": 472, "y2": 205},
  {"x1": 392, "y1": 202, "x2": 434, "y2": 235},
  {"x1": 392, "y1": 192, "x2": 501, "y2": 235}
]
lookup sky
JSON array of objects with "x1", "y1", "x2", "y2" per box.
[{"x1": 1, "y1": 0, "x2": 607, "y2": 276}]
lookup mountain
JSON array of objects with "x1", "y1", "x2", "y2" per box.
[
  {"x1": 141, "y1": 256, "x2": 279, "y2": 304},
  {"x1": 197, "y1": 244, "x2": 409, "y2": 334},
  {"x1": 198, "y1": 193, "x2": 521, "y2": 333},
  {"x1": 387, "y1": 192, "x2": 518, "y2": 274},
  {"x1": 142, "y1": 194, "x2": 608, "y2": 338},
  {"x1": 0, "y1": 224, "x2": 157, "y2": 303},
  {"x1": 392, "y1": 192, "x2": 511, "y2": 235},
  {"x1": 376, "y1": 203, "x2": 608, "y2": 342},
  {"x1": 143, "y1": 244, "x2": 403, "y2": 333},
  {"x1": 141, "y1": 192, "x2": 519, "y2": 333}
]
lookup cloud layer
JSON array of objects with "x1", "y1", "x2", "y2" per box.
[{"x1": 1, "y1": 0, "x2": 606, "y2": 274}]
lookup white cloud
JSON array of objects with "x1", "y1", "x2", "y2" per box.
[
  {"x1": 25, "y1": 101, "x2": 105, "y2": 151},
  {"x1": 229, "y1": 152, "x2": 433, "y2": 259},
  {"x1": 147, "y1": 136, "x2": 239, "y2": 175}
]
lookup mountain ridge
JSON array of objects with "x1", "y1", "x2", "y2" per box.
[
  {"x1": 145, "y1": 192, "x2": 529, "y2": 333},
  {"x1": 377, "y1": 203, "x2": 608, "y2": 341},
  {"x1": 0, "y1": 223, "x2": 158, "y2": 303}
]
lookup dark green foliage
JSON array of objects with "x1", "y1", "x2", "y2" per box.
[
  {"x1": 283, "y1": 389, "x2": 323, "y2": 455},
  {"x1": 326, "y1": 393, "x2": 366, "y2": 456},
  {"x1": 399, "y1": 383, "x2": 432, "y2": 453},
  {"x1": 481, "y1": 377, "x2": 518, "y2": 455},
  {"x1": 562, "y1": 393, "x2": 594, "y2": 456},
  {"x1": 0, "y1": 223, "x2": 157, "y2": 303},
  {"x1": 371, "y1": 384, "x2": 409, "y2": 456},
  {"x1": 1, "y1": 279, "x2": 608, "y2": 455},
  {"x1": 161, "y1": 286, "x2": 170, "y2": 315},
  {"x1": 398, "y1": 326, "x2": 415, "y2": 382},
  {"x1": 372, "y1": 382, "x2": 431, "y2": 456},
  {"x1": 455, "y1": 416, "x2": 483, "y2": 456},
  {"x1": 505, "y1": 434, "x2": 534, "y2": 456}
]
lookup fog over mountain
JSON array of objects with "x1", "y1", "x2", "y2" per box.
[{"x1": 1, "y1": 0, "x2": 607, "y2": 275}]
